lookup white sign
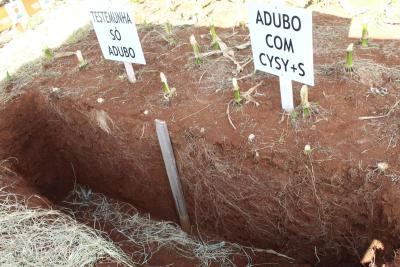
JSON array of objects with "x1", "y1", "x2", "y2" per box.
[
  {"x1": 90, "y1": 8, "x2": 146, "y2": 65},
  {"x1": 248, "y1": 2, "x2": 314, "y2": 86}
]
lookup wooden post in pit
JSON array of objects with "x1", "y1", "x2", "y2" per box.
[
  {"x1": 124, "y1": 62, "x2": 136, "y2": 83},
  {"x1": 155, "y1": 119, "x2": 191, "y2": 232}
]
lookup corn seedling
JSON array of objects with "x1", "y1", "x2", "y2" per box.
[
  {"x1": 345, "y1": 43, "x2": 354, "y2": 73},
  {"x1": 300, "y1": 85, "x2": 311, "y2": 117},
  {"x1": 210, "y1": 24, "x2": 220, "y2": 50},
  {"x1": 290, "y1": 110, "x2": 299, "y2": 122},
  {"x1": 160, "y1": 72, "x2": 176, "y2": 100},
  {"x1": 164, "y1": 21, "x2": 172, "y2": 36},
  {"x1": 76, "y1": 50, "x2": 88, "y2": 70},
  {"x1": 164, "y1": 21, "x2": 176, "y2": 45},
  {"x1": 298, "y1": 85, "x2": 324, "y2": 119},
  {"x1": 295, "y1": 85, "x2": 325, "y2": 121},
  {"x1": 304, "y1": 144, "x2": 312, "y2": 155},
  {"x1": 5, "y1": 71, "x2": 12, "y2": 82},
  {"x1": 227, "y1": 82, "x2": 262, "y2": 129},
  {"x1": 141, "y1": 19, "x2": 153, "y2": 30},
  {"x1": 248, "y1": 134, "x2": 256, "y2": 143},
  {"x1": 43, "y1": 47, "x2": 54, "y2": 60},
  {"x1": 160, "y1": 72, "x2": 170, "y2": 94},
  {"x1": 190, "y1": 35, "x2": 202, "y2": 65},
  {"x1": 377, "y1": 162, "x2": 389, "y2": 174},
  {"x1": 232, "y1": 78, "x2": 242, "y2": 105},
  {"x1": 361, "y1": 23, "x2": 369, "y2": 48},
  {"x1": 168, "y1": 0, "x2": 180, "y2": 12}
]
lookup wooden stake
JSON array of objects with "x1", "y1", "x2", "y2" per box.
[
  {"x1": 124, "y1": 62, "x2": 136, "y2": 83},
  {"x1": 155, "y1": 119, "x2": 191, "y2": 232},
  {"x1": 279, "y1": 77, "x2": 294, "y2": 112}
]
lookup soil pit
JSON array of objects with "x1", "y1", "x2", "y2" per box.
[{"x1": 1, "y1": 12, "x2": 400, "y2": 267}]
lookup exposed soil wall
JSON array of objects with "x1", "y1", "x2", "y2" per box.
[
  {"x1": 0, "y1": 91, "x2": 177, "y2": 221},
  {"x1": 0, "y1": 89, "x2": 398, "y2": 266},
  {"x1": 0, "y1": 91, "x2": 307, "y2": 267}
]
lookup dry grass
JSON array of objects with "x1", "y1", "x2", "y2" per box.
[
  {"x1": 65, "y1": 24, "x2": 92, "y2": 45},
  {"x1": 313, "y1": 24, "x2": 349, "y2": 56},
  {"x1": 0, "y1": 58, "x2": 43, "y2": 102},
  {"x1": 0, "y1": 186, "x2": 134, "y2": 266},
  {"x1": 175, "y1": 131, "x2": 383, "y2": 263},
  {"x1": 64, "y1": 184, "x2": 293, "y2": 266},
  {"x1": 316, "y1": 59, "x2": 400, "y2": 87},
  {"x1": 0, "y1": 22, "x2": 91, "y2": 103},
  {"x1": 359, "y1": 95, "x2": 400, "y2": 149},
  {"x1": 92, "y1": 110, "x2": 115, "y2": 134},
  {"x1": 288, "y1": 102, "x2": 330, "y2": 131},
  {"x1": 354, "y1": 59, "x2": 400, "y2": 87}
]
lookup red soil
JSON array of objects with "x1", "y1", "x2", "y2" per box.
[{"x1": 1, "y1": 12, "x2": 400, "y2": 266}]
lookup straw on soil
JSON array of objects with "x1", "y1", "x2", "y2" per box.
[
  {"x1": 65, "y1": 184, "x2": 294, "y2": 266},
  {"x1": 0, "y1": 185, "x2": 134, "y2": 267}
]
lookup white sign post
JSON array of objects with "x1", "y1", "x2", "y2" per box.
[
  {"x1": 90, "y1": 8, "x2": 146, "y2": 83},
  {"x1": 123, "y1": 62, "x2": 136, "y2": 83},
  {"x1": 248, "y1": 2, "x2": 314, "y2": 111}
]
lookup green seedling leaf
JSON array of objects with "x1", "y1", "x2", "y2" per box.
[
  {"x1": 169, "y1": 3, "x2": 180, "y2": 12},
  {"x1": 76, "y1": 50, "x2": 88, "y2": 70},
  {"x1": 160, "y1": 72, "x2": 176, "y2": 101},
  {"x1": 202, "y1": 0, "x2": 213, "y2": 9},
  {"x1": 361, "y1": 23, "x2": 369, "y2": 48},
  {"x1": 210, "y1": 25, "x2": 220, "y2": 50},
  {"x1": 5, "y1": 71, "x2": 12, "y2": 82},
  {"x1": 239, "y1": 21, "x2": 247, "y2": 30},
  {"x1": 164, "y1": 22, "x2": 176, "y2": 45},
  {"x1": 164, "y1": 22, "x2": 173, "y2": 36},
  {"x1": 345, "y1": 43, "x2": 354, "y2": 73},
  {"x1": 303, "y1": 106, "x2": 311, "y2": 117},
  {"x1": 190, "y1": 35, "x2": 202, "y2": 66},
  {"x1": 300, "y1": 85, "x2": 311, "y2": 118},
  {"x1": 78, "y1": 61, "x2": 89, "y2": 70},
  {"x1": 290, "y1": 110, "x2": 299, "y2": 122},
  {"x1": 43, "y1": 48, "x2": 54, "y2": 60},
  {"x1": 160, "y1": 72, "x2": 170, "y2": 94},
  {"x1": 232, "y1": 78, "x2": 243, "y2": 105}
]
